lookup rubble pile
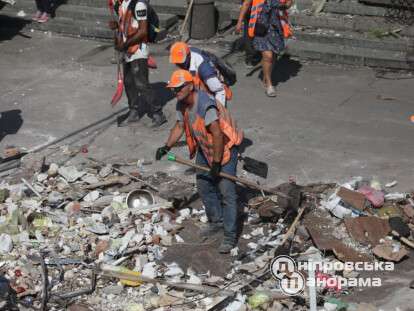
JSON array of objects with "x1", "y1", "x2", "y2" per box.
[{"x1": 0, "y1": 155, "x2": 413, "y2": 310}]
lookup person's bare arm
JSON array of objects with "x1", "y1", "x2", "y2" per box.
[
  {"x1": 236, "y1": 0, "x2": 253, "y2": 33},
  {"x1": 207, "y1": 120, "x2": 224, "y2": 163},
  {"x1": 166, "y1": 121, "x2": 184, "y2": 148},
  {"x1": 156, "y1": 121, "x2": 184, "y2": 160},
  {"x1": 123, "y1": 19, "x2": 148, "y2": 49}
]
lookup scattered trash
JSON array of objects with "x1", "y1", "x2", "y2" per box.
[
  {"x1": 0, "y1": 233, "x2": 13, "y2": 254},
  {"x1": 99, "y1": 164, "x2": 113, "y2": 178},
  {"x1": 385, "y1": 180, "x2": 398, "y2": 188},
  {"x1": 403, "y1": 204, "x2": 414, "y2": 218},
  {"x1": 0, "y1": 188, "x2": 10, "y2": 203},
  {"x1": 337, "y1": 187, "x2": 367, "y2": 211},
  {"x1": 385, "y1": 192, "x2": 407, "y2": 201},
  {"x1": 47, "y1": 163, "x2": 59, "y2": 177},
  {"x1": 58, "y1": 165, "x2": 86, "y2": 182},
  {"x1": 226, "y1": 293, "x2": 247, "y2": 311},
  {"x1": 0, "y1": 155, "x2": 412, "y2": 310},
  {"x1": 83, "y1": 190, "x2": 100, "y2": 202},
  {"x1": 230, "y1": 247, "x2": 239, "y2": 257},
  {"x1": 247, "y1": 291, "x2": 270, "y2": 308},
  {"x1": 3, "y1": 146, "x2": 20, "y2": 158},
  {"x1": 358, "y1": 185, "x2": 384, "y2": 208},
  {"x1": 372, "y1": 240, "x2": 408, "y2": 262},
  {"x1": 324, "y1": 297, "x2": 349, "y2": 311},
  {"x1": 16, "y1": 10, "x2": 26, "y2": 17},
  {"x1": 323, "y1": 191, "x2": 353, "y2": 218},
  {"x1": 377, "y1": 205, "x2": 402, "y2": 218},
  {"x1": 0, "y1": 276, "x2": 18, "y2": 311},
  {"x1": 344, "y1": 217, "x2": 390, "y2": 246}
]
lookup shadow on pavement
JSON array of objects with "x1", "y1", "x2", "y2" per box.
[
  {"x1": 152, "y1": 81, "x2": 175, "y2": 109},
  {"x1": 0, "y1": 109, "x2": 24, "y2": 143},
  {"x1": 271, "y1": 54, "x2": 302, "y2": 86},
  {"x1": 116, "y1": 82, "x2": 174, "y2": 125},
  {"x1": 0, "y1": 15, "x2": 31, "y2": 42}
]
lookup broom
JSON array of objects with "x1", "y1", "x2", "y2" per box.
[{"x1": 108, "y1": 0, "x2": 124, "y2": 107}]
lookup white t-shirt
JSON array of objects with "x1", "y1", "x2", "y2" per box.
[{"x1": 120, "y1": 0, "x2": 149, "y2": 62}]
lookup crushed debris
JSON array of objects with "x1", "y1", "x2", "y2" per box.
[{"x1": 0, "y1": 153, "x2": 413, "y2": 311}]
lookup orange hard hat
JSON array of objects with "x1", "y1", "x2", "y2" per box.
[
  {"x1": 169, "y1": 42, "x2": 190, "y2": 64},
  {"x1": 167, "y1": 69, "x2": 193, "y2": 88}
]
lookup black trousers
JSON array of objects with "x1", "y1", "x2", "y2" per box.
[
  {"x1": 35, "y1": 0, "x2": 51, "y2": 13},
  {"x1": 123, "y1": 58, "x2": 161, "y2": 118}
]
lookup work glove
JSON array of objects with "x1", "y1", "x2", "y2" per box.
[
  {"x1": 210, "y1": 161, "x2": 222, "y2": 180},
  {"x1": 155, "y1": 145, "x2": 170, "y2": 160}
]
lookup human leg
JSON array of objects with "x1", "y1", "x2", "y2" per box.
[
  {"x1": 218, "y1": 148, "x2": 239, "y2": 253},
  {"x1": 133, "y1": 59, "x2": 166, "y2": 127},
  {"x1": 261, "y1": 50, "x2": 276, "y2": 97},
  {"x1": 118, "y1": 61, "x2": 140, "y2": 126},
  {"x1": 196, "y1": 150, "x2": 223, "y2": 235},
  {"x1": 37, "y1": 0, "x2": 50, "y2": 22},
  {"x1": 261, "y1": 50, "x2": 273, "y2": 87},
  {"x1": 33, "y1": 0, "x2": 43, "y2": 20}
]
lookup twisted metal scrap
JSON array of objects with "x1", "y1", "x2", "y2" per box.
[{"x1": 386, "y1": 0, "x2": 414, "y2": 25}]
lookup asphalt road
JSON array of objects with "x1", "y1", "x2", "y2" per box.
[
  {"x1": 1, "y1": 30, "x2": 414, "y2": 309},
  {"x1": 1, "y1": 30, "x2": 414, "y2": 190}
]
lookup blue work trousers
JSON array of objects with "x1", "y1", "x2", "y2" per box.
[{"x1": 196, "y1": 147, "x2": 239, "y2": 241}]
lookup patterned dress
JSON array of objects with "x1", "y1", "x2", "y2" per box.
[{"x1": 252, "y1": 0, "x2": 285, "y2": 53}]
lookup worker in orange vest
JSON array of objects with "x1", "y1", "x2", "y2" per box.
[
  {"x1": 155, "y1": 70, "x2": 243, "y2": 254},
  {"x1": 108, "y1": 0, "x2": 166, "y2": 127},
  {"x1": 236, "y1": 0, "x2": 293, "y2": 97},
  {"x1": 169, "y1": 42, "x2": 233, "y2": 107}
]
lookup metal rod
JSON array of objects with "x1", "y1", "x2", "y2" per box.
[
  {"x1": 29, "y1": 108, "x2": 128, "y2": 154},
  {"x1": 87, "y1": 157, "x2": 159, "y2": 192},
  {"x1": 172, "y1": 154, "x2": 290, "y2": 199},
  {"x1": 21, "y1": 178, "x2": 42, "y2": 198}
]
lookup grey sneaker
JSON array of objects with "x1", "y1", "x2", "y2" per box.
[
  {"x1": 152, "y1": 112, "x2": 167, "y2": 128},
  {"x1": 118, "y1": 109, "x2": 140, "y2": 127},
  {"x1": 218, "y1": 239, "x2": 237, "y2": 254},
  {"x1": 266, "y1": 86, "x2": 277, "y2": 97},
  {"x1": 199, "y1": 223, "x2": 223, "y2": 239}
]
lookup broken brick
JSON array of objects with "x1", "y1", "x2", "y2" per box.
[
  {"x1": 344, "y1": 217, "x2": 390, "y2": 246},
  {"x1": 337, "y1": 187, "x2": 367, "y2": 211}
]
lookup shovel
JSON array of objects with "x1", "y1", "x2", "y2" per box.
[
  {"x1": 239, "y1": 155, "x2": 268, "y2": 179},
  {"x1": 167, "y1": 153, "x2": 290, "y2": 199},
  {"x1": 108, "y1": 0, "x2": 124, "y2": 107}
]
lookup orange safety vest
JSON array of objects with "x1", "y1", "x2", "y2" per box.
[
  {"x1": 248, "y1": 0, "x2": 265, "y2": 38},
  {"x1": 248, "y1": 0, "x2": 292, "y2": 39},
  {"x1": 181, "y1": 91, "x2": 243, "y2": 166},
  {"x1": 118, "y1": 1, "x2": 147, "y2": 56},
  {"x1": 279, "y1": 0, "x2": 293, "y2": 39}
]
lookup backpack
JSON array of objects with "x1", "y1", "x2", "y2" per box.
[
  {"x1": 201, "y1": 50, "x2": 237, "y2": 86},
  {"x1": 128, "y1": 0, "x2": 160, "y2": 43}
]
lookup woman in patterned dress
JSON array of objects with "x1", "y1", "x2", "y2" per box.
[{"x1": 237, "y1": 0, "x2": 292, "y2": 97}]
